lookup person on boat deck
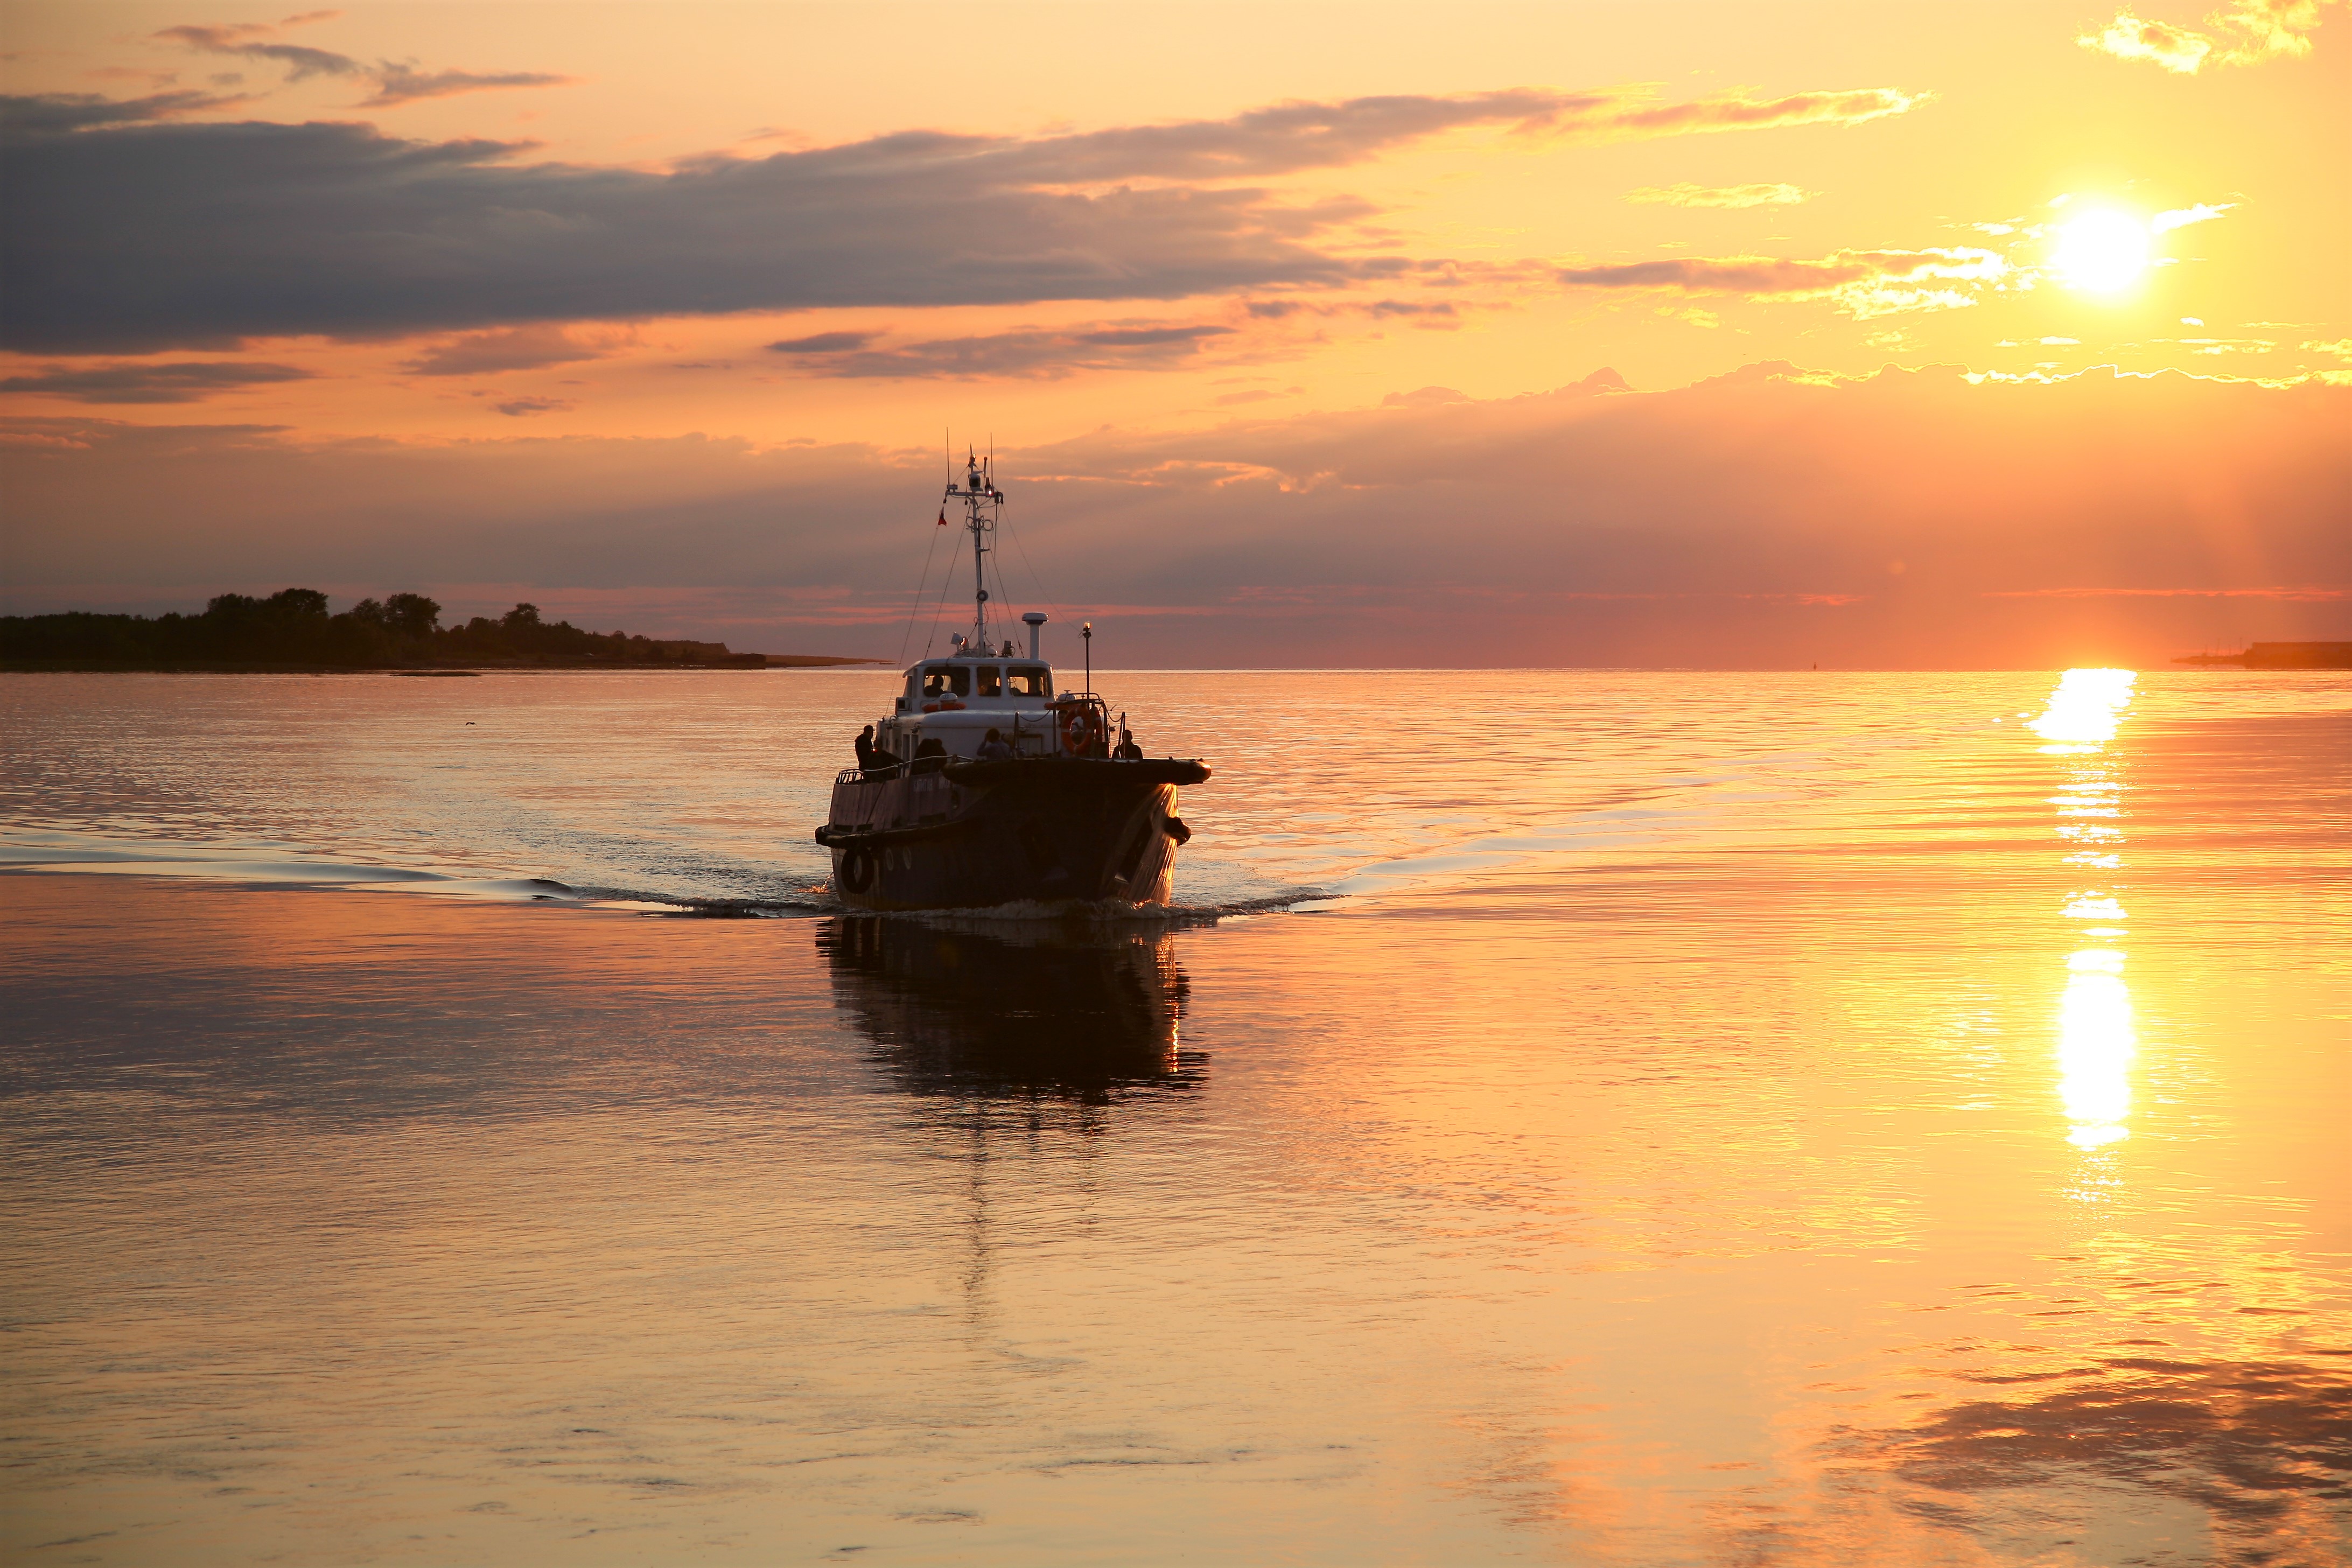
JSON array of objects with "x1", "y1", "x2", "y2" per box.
[
  {"x1": 856, "y1": 725, "x2": 901, "y2": 776},
  {"x1": 1113, "y1": 727, "x2": 1144, "y2": 761},
  {"x1": 976, "y1": 728, "x2": 1013, "y2": 762},
  {"x1": 912, "y1": 736, "x2": 948, "y2": 773}
]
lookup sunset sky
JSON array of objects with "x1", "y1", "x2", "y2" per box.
[{"x1": 3, "y1": 0, "x2": 2346, "y2": 666}]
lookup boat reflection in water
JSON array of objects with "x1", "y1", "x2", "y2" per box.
[{"x1": 815, "y1": 917, "x2": 1198, "y2": 1102}]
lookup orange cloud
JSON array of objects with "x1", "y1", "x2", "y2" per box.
[
  {"x1": 1556, "y1": 249, "x2": 2008, "y2": 316},
  {"x1": 154, "y1": 15, "x2": 571, "y2": 106},
  {"x1": 1590, "y1": 86, "x2": 1926, "y2": 137},
  {"x1": 766, "y1": 321, "x2": 1240, "y2": 379},
  {"x1": 2080, "y1": 0, "x2": 2338, "y2": 71},
  {"x1": 1624, "y1": 182, "x2": 1814, "y2": 208},
  {"x1": 2078, "y1": 11, "x2": 2215, "y2": 70},
  {"x1": 359, "y1": 64, "x2": 575, "y2": 108},
  {"x1": 399, "y1": 324, "x2": 634, "y2": 377},
  {"x1": 491, "y1": 395, "x2": 571, "y2": 417},
  {"x1": 970, "y1": 85, "x2": 1927, "y2": 185},
  {"x1": 2151, "y1": 202, "x2": 2233, "y2": 232}
]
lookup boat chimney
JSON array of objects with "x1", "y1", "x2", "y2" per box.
[{"x1": 1022, "y1": 611, "x2": 1047, "y2": 660}]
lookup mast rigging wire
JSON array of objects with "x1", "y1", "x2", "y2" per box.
[
  {"x1": 985, "y1": 530, "x2": 1021, "y2": 650},
  {"x1": 893, "y1": 515, "x2": 945, "y2": 670},
  {"x1": 997, "y1": 506, "x2": 1068, "y2": 636},
  {"x1": 920, "y1": 515, "x2": 964, "y2": 657}
]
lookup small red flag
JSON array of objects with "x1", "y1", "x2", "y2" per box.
[{"x1": 936, "y1": 508, "x2": 947, "y2": 526}]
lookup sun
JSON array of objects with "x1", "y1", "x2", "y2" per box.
[{"x1": 2050, "y1": 209, "x2": 2152, "y2": 295}]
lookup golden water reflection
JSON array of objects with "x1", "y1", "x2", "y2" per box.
[
  {"x1": 2028, "y1": 666, "x2": 2136, "y2": 747},
  {"x1": 2034, "y1": 668, "x2": 2139, "y2": 1151},
  {"x1": 2059, "y1": 950, "x2": 2136, "y2": 1149},
  {"x1": 8, "y1": 667, "x2": 2351, "y2": 1568}
]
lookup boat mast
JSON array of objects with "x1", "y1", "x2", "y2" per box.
[{"x1": 947, "y1": 447, "x2": 1002, "y2": 654}]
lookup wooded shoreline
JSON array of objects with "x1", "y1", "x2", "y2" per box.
[{"x1": 0, "y1": 590, "x2": 881, "y2": 673}]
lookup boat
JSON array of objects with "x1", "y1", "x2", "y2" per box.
[{"x1": 816, "y1": 451, "x2": 1210, "y2": 911}]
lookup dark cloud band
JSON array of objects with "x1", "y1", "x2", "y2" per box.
[
  {"x1": 0, "y1": 360, "x2": 313, "y2": 403},
  {"x1": 1, "y1": 83, "x2": 1926, "y2": 354},
  {"x1": 0, "y1": 115, "x2": 1360, "y2": 353},
  {"x1": 0, "y1": 89, "x2": 250, "y2": 135},
  {"x1": 768, "y1": 322, "x2": 1237, "y2": 379}
]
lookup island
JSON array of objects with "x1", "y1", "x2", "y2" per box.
[
  {"x1": 2173, "y1": 642, "x2": 2352, "y2": 669},
  {"x1": 0, "y1": 589, "x2": 890, "y2": 673}
]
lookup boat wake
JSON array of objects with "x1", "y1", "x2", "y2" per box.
[
  {"x1": 0, "y1": 826, "x2": 1328, "y2": 922},
  {"x1": 0, "y1": 827, "x2": 671, "y2": 909},
  {"x1": 639, "y1": 881, "x2": 1331, "y2": 923}
]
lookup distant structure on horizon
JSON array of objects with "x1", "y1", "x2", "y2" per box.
[{"x1": 2174, "y1": 642, "x2": 2352, "y2": 669}]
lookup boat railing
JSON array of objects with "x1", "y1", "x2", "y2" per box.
[
  {"x1": 837, "y1": 761, "x2": 925, "y2": 784},
  {"x1": 838, "y1": 756, "x2": 971, "y2": 785},
  {"x1": 836, "y1": 745, "x2": 1135, "y2": 786}
]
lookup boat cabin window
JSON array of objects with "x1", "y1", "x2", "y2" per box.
[
  {"x1": 1006, "y1": 666, "x2": 1052, "y2": 698},
  {"x1": 921, "y1": 666, "x2": 970, "y2": 700},
  {"x1": 976, "y1": 666, "x2": 1002, "y2": 698}
]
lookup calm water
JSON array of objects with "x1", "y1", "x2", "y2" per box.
[{"x1": 3, "y1": 670, "x2": 2348, "y2": 1565}]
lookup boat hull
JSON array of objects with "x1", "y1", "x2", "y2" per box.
[{"x1": 819, "y1": 759, "x2": 1202, "y2": 912}]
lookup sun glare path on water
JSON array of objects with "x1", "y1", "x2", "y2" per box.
[
  {"x1": 2060, "y1": 950, "x2": 2137, "y2": 1151},
  {"x1": 2028, "y1": 667, "x2": 2136, "y2": 747},
  {"x1": 2034, "y1": 669, "x2": 2140, "y2": 1151}
]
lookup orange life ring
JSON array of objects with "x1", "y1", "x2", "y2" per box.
[{"x1": 1060, "y1": 707, "x2": 1103, "y2": 756}]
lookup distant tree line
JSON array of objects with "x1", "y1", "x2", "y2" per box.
[{"x1": 0, "y1": 589, "x2": 759, "y2": 669}]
